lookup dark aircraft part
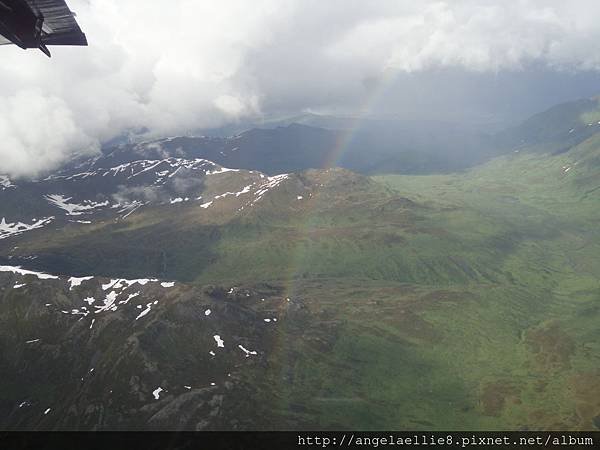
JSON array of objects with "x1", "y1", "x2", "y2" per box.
[{"x1": 0, "y1": 0, "x2": 87, "y2": 57}]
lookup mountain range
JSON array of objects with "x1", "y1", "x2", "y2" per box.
[{"x1": 1, "y1": 97, "x2": 600, "y2": 430}]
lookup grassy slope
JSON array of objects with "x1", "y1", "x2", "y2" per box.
[
  {"x1": 5, "y1": 138, "x2": 600, "y2": 430},
  {"x1": 213, "y1": 139, "x2": 600, "y2": 430},
  {"x1": 341, "y1": 139, "x2": 600, "y2": 430}
]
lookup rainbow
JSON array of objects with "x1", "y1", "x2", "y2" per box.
[
  {"x1": 281, "y1": 69, "x2": 399, "y2": 289},
  {"x1": 257, "y1": 73, "x2": 402, "y2": 404},
  {"x1": 321, "y1": 68, "x2": 398, "y2": 168}
]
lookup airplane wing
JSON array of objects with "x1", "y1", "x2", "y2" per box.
[
  {"x1": 0, "y1": 0, "x2": 87, "y2": 56},
  {"x1": 27, "y1": 0, "x2": 87, "y2": 46}
]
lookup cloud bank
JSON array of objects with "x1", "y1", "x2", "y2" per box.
[{"x1": 2, "y1": 0, "x2": 600, "y2": 177}]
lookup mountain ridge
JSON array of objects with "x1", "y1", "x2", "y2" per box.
[{"x1": 1, "y1": 96, "x2": 600, "y2": 430}]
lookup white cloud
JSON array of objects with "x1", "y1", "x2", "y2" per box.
[
  {"x1": 0, "y1": 90, "x2": 98, "y2": 176},
  {"x1": 1, "y1": 0, "x2": 600, "y2": 177}
]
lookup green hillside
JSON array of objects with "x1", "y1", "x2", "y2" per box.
[
  {"x1": 2, "y1": 98, "x2": 600, "y2": 430},
  {"x1": 255, "y1": 136, "x2": 600, "y2": 430},
  {"x1": 249, "y1": 134, "x2": 600, "y2": 430}
]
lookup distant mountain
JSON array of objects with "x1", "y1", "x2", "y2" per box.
[
  {"x1": 89, "y1": 97, "x2": 600, "y2": 180},
  {"x1": 494, "y1": 96, "x2": 600, "y2": 154},
  {"x1": 95, "y1": 121, "x2": 495, "y2": 177}
]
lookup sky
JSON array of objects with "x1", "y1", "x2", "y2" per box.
[{"x1": 2, "y1": 0, "x2": 600, "y2": 177}]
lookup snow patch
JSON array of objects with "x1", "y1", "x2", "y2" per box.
[
  {"x1": 206, "y1": 166, "x2": 239, "y2": 175},
  {"x1": 119, "y1": 292, "x2": 140, "y2": 305},
  {"x1": 68, "y1": 276, "x2": 93, "y2": 290},
  {"x1": 238, "y1": 344, "x2": 258, "y2": 357},
  {"x1": 135, "y1": 302, "x2": 154, "y2": 320},
  {"x1": 0, "y1": 217, "x2": 54, "y2": 240},
  {"x1": 102, "y1": 278, "x2": 155, "y2": 291},
  {"x1": 213, "y1": 184, "x2": 253, "y2": 200},
  {"x1": 45, "y1": 194, "x2": 108, "y2": 216},
  {"x1": 152, "y1": 387, "x2": 163, "y2": 400},
  {"x1": 95, "y1": 291, "x2": 119, "y2": 313},
  {"x1": 252, "y1": 174, "x2": 289, "y2": 204},
  {"x1": 0, "y1": 265, "x2": 58, "y2": 280},
  {"x1": 213, "y1": 335, "x2": 224, "y2": 348},
  {"x1": 0, "y1": 175, "x2": 15, "y2": 190}
]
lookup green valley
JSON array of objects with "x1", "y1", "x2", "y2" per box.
[{"x1": 1, "y1": 99, "x2": 600, "y2": 431}]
